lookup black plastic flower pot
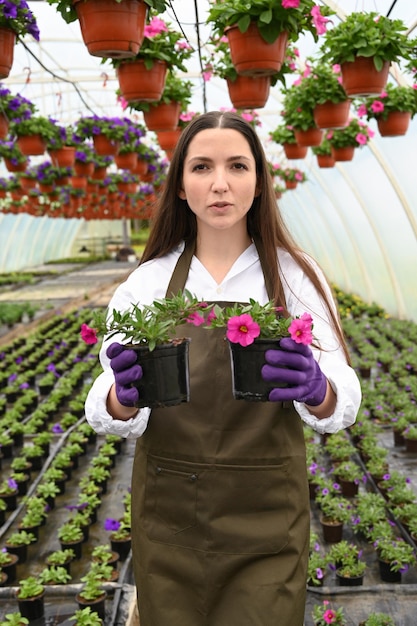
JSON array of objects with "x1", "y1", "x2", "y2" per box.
[
  {"x1": 228, "y1": 339, "x2": 287, "y2": 402},
  {"x1": 17, "y1": 591, "x2": 45, "y2": 621},
  {"x1": 129, "y1": 339, "x2": 191, "y2": 409}
]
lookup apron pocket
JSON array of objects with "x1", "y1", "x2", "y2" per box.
[{"x1": 144, "y1": 455, "x2": 200, "y2": 543}]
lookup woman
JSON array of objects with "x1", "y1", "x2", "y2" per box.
[{"x1": 85, "y1": 111, "x2": 361, "y2": 625}]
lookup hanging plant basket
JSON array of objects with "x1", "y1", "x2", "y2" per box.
[
  {"x1": 283, "y1": 143, "x2": 308, "y2": 160},
  {"x1": 127, "y1": 338, "x2": 191, "y2": 409},
  {"x1": 132, "y1": 158, "x2": 148, "y2": 177},
  {"x1": 143, "y1": 101, "x2": 181, "y2": 132},
  {"x1": 93, "y1": 133, "x2": 119, "y2": 156},
  {"x1": 156, "y1": 128, "x2": 182, "y2": 152},
  {"x1": 377, "y1": 110, "x2": 411, "y2": 137},
  {"x1": 313, "y1": 100, "x2": 351, "y2": 130},
  {"x1": 114, "y1": 151, "x2": 138, "y2": 171},
  {"x1": 74, "y1": 0, "x2": 147, "y2": 58},
  {"x1": 340, "y1": 56, "x2": 390, "y2": 97},
  {"x1": 49, "y1": 146, "x2": 76, "y2": 167},
  {"x1": 331, "y1": 145, "x2": 355, "y2": 162},
  {"x1": 117, "y1": 59, "x2": 168, "y2": 103},
  {"x1": 16, "y1": 133, "x2": 46, "y2": 156},
  {"x1": 0, "y1": 26, "x2": 16, "y2": 79},
  {"x1": 294, "y1": 127, "x2": 323, "y2": 147},
  {"x1": 227, "y1": 23, "x2": 288, "y2": 76},
  {"x1": 226, "y1": 74, "x2": 271, "y2": 109},
  {"x1": 316, "y1": 154, "x2": 335, "y2": 168},
  {"x1": 4, "y1": 157, "x2": 28, "y2": 173},
  {"x1": 74, "y1": 161, "x2": 95, "y2": 177},
  {"x1": 0, "y1": 111, "x2": 9, "y2": 139}
]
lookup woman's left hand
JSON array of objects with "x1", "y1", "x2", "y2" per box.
[{"x1": 261, "y1": 337, "x2": 328, "y2": 405}]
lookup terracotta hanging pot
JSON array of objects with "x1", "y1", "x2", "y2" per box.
[
  {"x1": 93, "y1": 133, "x2": 119, "y2": 156},
  {"x1": 74, "y1": 161, "x2": 95, "y2": 177},
  {"x1": 227, "y1": 23, "x2": 288, "y2": 76},
  {"x1": 70, "y1": 176, "x2": 88, "y2": 190},
  {"x1": 377, "y1": 110, "x2": 411, "y2": 137},
  {"x1": 3, "y1": 157, "x2": 28, "y2": 173},
  {"x1": 17, "y1": 133, "x2": 46, "y2": 156},
  {"x1": 340, "y1": 56, "x2": 390, "y2": 97},
  {"x1": 132, "y1": 158, "x2": 148, "y2": 177},
  {"x1": 331, "y1": 145, "x2": 355, "y2": 162},
  {"x1": 316, "y1": 154, "x2": 335, "y2": 168},
  {"x1": 313, "y1": 100, "x2": 351, "y2": 129},
  {"x1": 226, "y1": 74, "x2": 271, "y2": 109},
  {"x1": 143, "y1": 101, "x2": 181, "y2": 132},
  {"x1": 0, "y1": 27, "x2": 16, "y2": 79},
  {"x1": 114, "y1": 151, "x2": 138, "y2": 170},
  {"x1": 156, "y1": 128, "x2": 182, "y2": 152},
  {"x1": 283, "y1": 143, "x2": 308, "y2": 160},
  {"x1": 294, "y1": 127, "x2": 323, "y2": 147},
  {"x1": 48, "y1": 146, "x2": 76, "y2": 167},
  {"x1": 117, "y1": 59, "x2": 168, "y2": 103},
  {"x1": 285, "y1": 180, "x2": 297, "y2": 190},
  {"x1": 0, "y1": 111, "x2": 9, "y2": 139},
  {"x1": 93, "y1": 165, "x2": 108, "y2": 180},
  {"x1": 74, "y1": 0, "x2": 147, "y2": 58}
]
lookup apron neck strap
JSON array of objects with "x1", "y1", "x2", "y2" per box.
[{"x1": 166, "y1": 237, "x2": 274, "y2": 301}]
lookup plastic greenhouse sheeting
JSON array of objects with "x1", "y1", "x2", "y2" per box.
[{"x1": 0, "y1": 1, "x2": 417, "y2": 321}]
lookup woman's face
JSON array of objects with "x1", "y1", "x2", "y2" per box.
[{"x1": 178, "y1": 127, "x2": 259, "y2": 234}]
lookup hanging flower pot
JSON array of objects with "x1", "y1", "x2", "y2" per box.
[
  {"x1": 127, "y1": 339, "x2": 191, "y2": 409},
  {"x1": 114, "y1": 151, "x2": 138, "y2": 171},
  {"x1": 316, "y1": 154, "x2": 335, "y2": 168},
  {"x1": 74, "y1": 0, "x2": 147, "y2": 58},
  {"x1": 341, "y1": 56, "x2": 390, "y2": 97},
  {"x1": 16, "y1": 133, "x2": 46, "y2": 156},
  {"x1": 132, "y1": 158, "x2": 148, "y2": 177},
  {"x1": 377, "y1": 110, "x2": 411, "y2": 137},
  {"x1": 313, "y1": 100, "x2": 351, "y2": 130},
  {"x1": 285, "y1": 180, "x2": 298, "y2": 190},
  {"x1": 93, "y1": 134, "x2": 119, "y2": 156},
  {"x1": 74, "y1": 161, "x2": 95, "y2": 177},
  {"x1": 283, "y1": 143, "x2": 308, "y2": 160},
  {"x1": 70, "y1": 176, "x2": 88, "y2": 190},
  {"x1": 0, "y1": 111, "x2": 9, "y2": 139},
  {"x1": 331, "y1": 146, "x2": 355, "y2": 162},
  {"x1": 0, "y1": 27, "x2": 16, "y2": 79},
  {"x1": 294, "y1": 127, "x2": 323, "y2": 147},
  {"x1": 93, "y1": 165, "x2": 108, "y2": 180},
  {"x1": 4, "y1": 157, "x2": 28, "y2": 173},
  {"x1": 117, "y1": 59, "x2": 168, "y2": 103},
  {"x1": 49, "y1": 146, "x2": 76, "y2": 167},
  {"x1": 226, "y1": 23, "x2": 288, "y2": 76},
  {"x1": 226, "y1": 74, "x2": 271, "y2": 109},
  {"x1": 156, "y1": 128, "x2": 182, "y2": 152},
  {"x1": 143, "y1": 101, "x2": 181, "y2": 132}
]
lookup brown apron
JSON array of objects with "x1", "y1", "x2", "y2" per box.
[{"x1": 131, "y1": 241, "x2": 309, "y2": 626}]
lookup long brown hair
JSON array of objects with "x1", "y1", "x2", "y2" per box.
[{"x1": 140, "y1": 111, "x2": 350, "y2": 362}]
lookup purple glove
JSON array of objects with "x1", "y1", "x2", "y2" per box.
[
  {"x1": 261, "y1": 337, "x2": 327, "y2": 406},
  {"x1": 106, "y1": 342, "x2": 143, "y2": 407}
]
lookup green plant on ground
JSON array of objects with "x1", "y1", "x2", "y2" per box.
[
  {"x1": 16, "y1": 576, "x2": 44, "y2": 599},
  {"x1": 68, "y1": 606, "x2": 103, "y2": 626}
]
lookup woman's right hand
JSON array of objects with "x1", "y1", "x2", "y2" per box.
[{"x1": 106, "y1": 342, "x2": 143, "y2": 407}]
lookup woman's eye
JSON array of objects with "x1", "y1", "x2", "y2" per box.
[
  {"x1": 192, "y1": 163, "x2": 208, "y2": 171},
  {"x1": 232, "y1": 162, "x2": 248, "y2": 170}
]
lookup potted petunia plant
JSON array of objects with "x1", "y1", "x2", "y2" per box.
[
  {"x1": 312, "y1": 599, "x2": 346, "y2": 626},
  {"x1": 0, "y1": 0, "x2": 40, "y2": 80},
  {"x1": 326, "y1": 118, "x2": 374, "y2": 162},
  {"x1": 357, "y1": 83, "x2": 417, "y2": 137},
  {"x1": 319, "y1": 12, "x2": 413, "y2": 97}
]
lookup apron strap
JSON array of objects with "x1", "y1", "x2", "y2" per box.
[
  {"x1": 166, "y1": 237, "x2": 275, "y2": 301},
  {"x1": 166, "y1": 239, "x2": 196, "y2": 297}
]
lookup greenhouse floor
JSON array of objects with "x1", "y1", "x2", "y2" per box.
[{"x1": 1, "y1": 259, "x2": 417, "y2": 625}]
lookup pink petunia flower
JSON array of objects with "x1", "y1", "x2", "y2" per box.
[
  {"x1": 323, "y1": 609, "x2": 337, "y2": 624},
  {"x1": 282, "y1": 0, "x2": 300, "y2": 8},
  {"x1": 288, "y1": 313, "x2": 313, "y2": 345},
  {"x1": 144, "y1": 16, "x2": 168, "y2": 38},
  {"x1": 186, "y1": 311, "x2": 206, "y2": 326},
  {"x1": 311, "y1": 5, "x2": 329, "y2": 35},
  {"x1": 226, "y1": 314, "x2": 260, "y2": 346},
  {"x1": 371, "y1": 100, "x2": 384, "y2": 113},
  {"x1": 355, "y1": 132, "x2": 368, "y2": 145},
  {"x1": 80, "y1": 323, "x2": 98, "y2": 345},
  {"x1": 356, "y1": 103, "x2": 368, "y2": 117}
]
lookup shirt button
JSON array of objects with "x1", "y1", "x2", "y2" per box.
[{"x1": 216, "y1": 287, "x2": 222, "y2": 294}]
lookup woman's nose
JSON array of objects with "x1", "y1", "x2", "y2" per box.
[{"x1": 211, "y1": 169, "x2": 229, "y2": 192}]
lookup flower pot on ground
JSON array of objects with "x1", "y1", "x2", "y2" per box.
[
  {"x1": 5, "y1": 531, "x2": 36, "y2": 564},
  {"x1": 375, "y1": 536, "x2": 417, "y2": 582},
  {"x1": 358, "y1": 614, "x2": 396, "y2": 626},
  {"x1": 15, "y1": 577, "x2": 45, "y2": 621},
  {"x1": 69, "y1": 606, "x2": 104, "y2": 625},
  {"x1": 319, "y1": 12, "x2": 413, "y2": 97},
  {"x1": 76, "y1": 571, "x2": 107, "y2": 619},
  {"x1": 0, "y1": 550, "x2": 19, "y2": 584}
]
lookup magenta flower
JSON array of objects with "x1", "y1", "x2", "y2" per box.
[
  {"x1": 323, "y1": 609, "x2": 337, "y2": 623},
  {"x1": 357, "y1": 103, "x2": 367, "y2": 117},
  {"x1": 355, "y1": 132, "x2": 368, "y2": 145},
  {"x1": 282, "y1": 0, "x2": 300, "y2": 8},
  {"x1": 186, "y1": 312, "x2": 206, "y2": 326},
  {"x1": 226, "y1": 314, "x2": 260, "y2": 347},
  {"x1": 80, "y1": 323, "x2": 98, "y2": 345},
  {"x1": 288, "y1": 312, "x2": 313, "y2": 345},
  {"x1": 310, "y1": 6, "x2": 329, "y2": 35},
  {"x1": 371, "y1": 100, "x2": 385, "y2": 114},
  {"x1": 144, "y1": 16, "x2": 168, "y2": 38}
]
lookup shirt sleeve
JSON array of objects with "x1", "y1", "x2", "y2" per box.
[{"x1": 279, "y1": 250, "x2": 362, "y2": 434}]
